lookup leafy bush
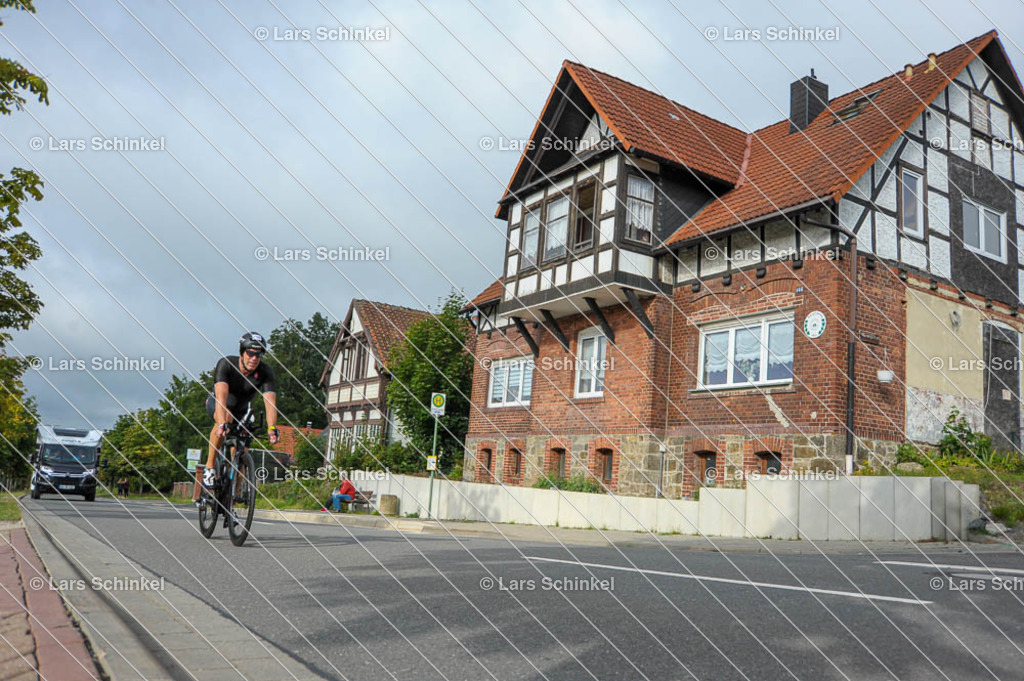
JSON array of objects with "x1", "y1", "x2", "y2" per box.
[
  {"x1": 895, "y1": 442, "x2": 930, "y2": 467},
  {"x1": 256, "y1": 479, "x2": 335, "y2": 510},
  {"x1": 331, "y1": 435, "x2": 431, "y2": 476},
  {"x1": 294, "y1": 435, "x2": 325, "y2": 473},
  {"x1": 937, "y1": 408, "x2": 993, "y2": 466},
  {"x1": 990, "y1": 502, "x2": 1024, "y2": 526},
  {"x1": 532, "y1": 474, "x2": 605, "y2": 494}
]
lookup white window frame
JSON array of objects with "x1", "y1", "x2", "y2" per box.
[
  {"x1": 574, "y1": 327, "x2": 608, "y2": 398},
  {"x1": 487, "y1": 356, "x2": 534, "y2": 408},
  {"x1": 899, "y1": 167, "x2": 925, "y2": 239},
  {"x1": 962, "y1": 197, "x2": 1007, "y2": 264},
  {"x1": 697, "y1": 314, "x2": 795, "y2": 390}
]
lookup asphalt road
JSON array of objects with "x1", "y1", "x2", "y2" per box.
[{"x1": 23, "y1": 496, "x2": 1024, "y2": 681}]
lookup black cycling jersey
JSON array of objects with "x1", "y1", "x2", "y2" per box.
[{"x1": 210, "y1": 356, "x2": 276, "y2": 420}]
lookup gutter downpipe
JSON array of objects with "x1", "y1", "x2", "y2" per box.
[{"x1": 801, "y1": 212, "x2": 858, "y2": 476}]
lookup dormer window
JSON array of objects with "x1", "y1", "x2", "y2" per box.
[
  {"x1": 543, "y1": 196, "x2": 570, "y2": 262},
  {"x1": 522, "y1": 208, "x2": 540, "y2": 268},
  {"x1": 831, "y1": 89, "x2": 881, "y2": 123},
  {"x1": 625, "y1": 175, "x2": 655, "y2": 244}
]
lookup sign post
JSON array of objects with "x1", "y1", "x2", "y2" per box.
[{"x1": 427, "y1": 393, "x2": 445, "y2": 519}]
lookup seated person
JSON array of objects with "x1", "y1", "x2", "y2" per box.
[{"x1": 331, "y1": 478, "x2": 357, "y2": 512}]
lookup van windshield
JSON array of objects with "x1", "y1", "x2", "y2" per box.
[{"x1": 39, "y1": 444, "x2": 97, "y2": 467}]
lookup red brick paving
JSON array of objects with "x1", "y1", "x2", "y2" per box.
[{"x1": 0, "y1": 527, "x2": 101, "y2": 681}]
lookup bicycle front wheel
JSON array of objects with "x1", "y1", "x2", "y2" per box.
[
  {"x1": 228, "y1": 449, "x2": 256, "y2": 546},
  {"x1": 198, "y1": 487, "x2": 217, "y2": 538}
]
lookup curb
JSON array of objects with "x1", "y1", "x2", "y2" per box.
[
  {"x1": 23, "y1": 500, "x2": 330, "y2": 680},
  {"x1": 253, "y1": 507, "x2": 430, "y2": 532}
]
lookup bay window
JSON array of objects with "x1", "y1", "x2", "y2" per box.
[
  {"x1": 488, "y1": 356, "x2": 534, "y2": 407},
  {"x1": 626, "y1": 175, "x2": 655, "y2": 244},
  {"x1": 699, "y1": 316, "x2": 794, "y2": 389},
  {"x1": 522, "y1": 209, "x2": 540, "y2": 268},
  {"x1": 543, "y1": 196, "x2": 569, "y2": 261}
]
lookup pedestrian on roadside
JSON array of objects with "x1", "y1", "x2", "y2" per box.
[{"x1": 331, "y1": 476, "x2": 357, "y2": 513}]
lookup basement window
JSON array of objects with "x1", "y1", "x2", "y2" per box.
[
  {"x1": 757, "y1": 452, "x2": 783, "y2": 475},
  {"x1": 698, "y1": 452, "x2": 717, "y2": 486}
]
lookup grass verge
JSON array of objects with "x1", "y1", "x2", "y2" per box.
[{"x1": 0, "y1": 493, "x2": 23, "y2": 521}]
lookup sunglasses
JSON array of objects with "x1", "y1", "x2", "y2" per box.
[{"x1": 244, "y1": 349, "x2": 265, "y2": 359}]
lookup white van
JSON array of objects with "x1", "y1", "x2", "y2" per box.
[{"x1": 30, "y1": 426, "x2": 103, "y2": 501}]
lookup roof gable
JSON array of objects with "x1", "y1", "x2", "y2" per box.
[
  {"x1": 498, "y1": 61, "x2": 748, "y2": 217},
  {"x1": 320, "y1": 300, "x2": 431, "y2": 385}
]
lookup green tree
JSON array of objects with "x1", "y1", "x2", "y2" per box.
[
  {"x1": 102, "y1": 408, "x2": 178, "y2": 493},
  {"x1": 385, "y1": 291, "x2": 473, "y2": 472},
  {"x1": 264, "y1": 312, "x2": 340, "y2": 429},
  {"x1": 294, "y1": 433, "x2": 326, "y2": 473},
  {"x1": 0, "y1": 355, "x2": 36, "y2": 481},
  {"x1": 157, "y1": 370, "x2": 215, "y2": 474},
  {"x1": 0, "y1": 0, "x2": 47, "y2": 481}
]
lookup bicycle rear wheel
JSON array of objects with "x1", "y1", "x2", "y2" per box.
[{"x1": 228, "y1": 449, "x2": 256, "y2": 546}]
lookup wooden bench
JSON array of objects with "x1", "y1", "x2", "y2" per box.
[
  {"x1": 334, "y1": 490, "x2": 374, "y2": 513},
  {"x1": 350, "y1": 490, "x2": 374, "y2": 512}
]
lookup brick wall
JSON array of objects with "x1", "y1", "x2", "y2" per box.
[{"x1": 464, "y1": 253, "x2": 917, "y2": 494}]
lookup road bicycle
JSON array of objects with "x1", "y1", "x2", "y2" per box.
[{"x1": 197, "y1": 410, "x2": 257, "y2": 546}]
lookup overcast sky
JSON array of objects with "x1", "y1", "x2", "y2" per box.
[{"x1": 3, "y1": 0, "x2": 1021, "y2": 430}]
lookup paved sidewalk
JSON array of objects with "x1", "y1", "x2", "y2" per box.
[
  {"x1": 23, "y1": 507, "x2": 329, "y2": 681},
  {"x1": 0, "y1": 522, "x2": 100, "y2": 681}
]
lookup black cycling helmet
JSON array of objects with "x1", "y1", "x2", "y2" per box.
[{"x1": 239, "y1": 331, "x2": 268, "y2": 356}]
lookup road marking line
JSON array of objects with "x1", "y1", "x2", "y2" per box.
[
  {"x1": 877, "y1": 561, "x2": 1024, "y2": 576},
  {"x1": 526, "y1": 556, "x2": 932, "y2": 605}
]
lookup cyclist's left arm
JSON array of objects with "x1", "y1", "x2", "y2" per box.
[{"x1": 261, "y1": 365, "x2": 280, "y2": 444}]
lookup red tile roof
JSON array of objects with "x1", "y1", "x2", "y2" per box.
[
  {"x1": 665, "y1": 30, "x2": 999, "y2": 245},
  {"x1": 463, "y1": 279, "x2": 503, "y2": 312},
  {"x1": 497, "y1": 60, "x2": 750, "y2": 213},
  {"x1": 563, "y1": 61, "x2": 750, "y2": 185},
  {"x1": 272, "y1": 425, "x2": 323, "y2": 458},
  {"x1": 352, "y1": 300, "x2": 431, "y2": 366}
]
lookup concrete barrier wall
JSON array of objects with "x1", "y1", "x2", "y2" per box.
[{"x1": 347, "y1": 472, "x2": 981, "y2": 541}]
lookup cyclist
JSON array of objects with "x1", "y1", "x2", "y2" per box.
[{"x1": 204, "y1": 332, "x2": 280, "y2": 488}]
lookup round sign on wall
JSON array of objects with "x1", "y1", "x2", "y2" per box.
[{"x1": 803, "y1": 311, "x2": 827, "y2": 339}]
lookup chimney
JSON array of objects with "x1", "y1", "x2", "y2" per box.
[
  {"x1": 789, "y1": 69, "x2": 829, "y2": 133},
  {"x1": 927, "y1": 53, "x2": 937, "y2": 72},
  {"x1": 904, "y1": 63, "x2": 914, "y2": 80}
]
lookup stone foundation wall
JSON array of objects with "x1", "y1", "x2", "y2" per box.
[{"x1": 464, "y1": 432, "x2": 901, "y2": 499}]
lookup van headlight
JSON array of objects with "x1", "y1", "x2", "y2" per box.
[{"x1": 39, "y1": 466, "x2": 54, "y2": 476}]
